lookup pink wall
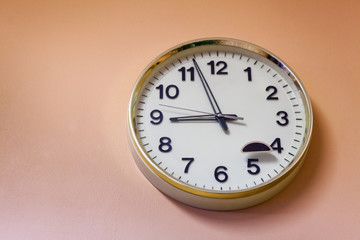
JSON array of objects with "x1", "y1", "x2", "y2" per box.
[{"x1": 0, "y1": 1, "x2": 359, "y2": 239}]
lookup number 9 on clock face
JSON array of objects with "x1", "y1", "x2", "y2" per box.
[{"x1": 128, "y1": 38, "x2": 313, "y2": 211}]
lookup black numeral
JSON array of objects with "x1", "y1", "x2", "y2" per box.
[
  {"x1": 158, "y1": 137, "x2": 172, "y2": 153},
  {"x1": 150, "y1": 110, "x2": 163, "y2": 125},
  {"x1": 266, "y1": 86, "x2": 279, "y2": 100},
  {"x1": 214, "y1": 166, "x2": 228, "y2": 183},
  {"x1": 178, "y1": 67, "x2": 194, "y2": 81},
  {"x1": 244, "y1": 67, "x2": 252, "y2": 81},
  {"x1": 247, "y1": 159, "x2": 260, "y2": 175},
  {"x1": 270, "y1": 138, "x2": 283, "y2": 153},
  {"x1": 182, "y1": 158, "x2": 194, "y2": 173},
  {"x1": 207, "y1": 61, "x2": 228, "y2": 75},
  {"x1": 156, "y1": 84, "x2": 179, "y2": 99},
  {"x1": 276, "y1": 111, "x2": 289, "y2": 126}
]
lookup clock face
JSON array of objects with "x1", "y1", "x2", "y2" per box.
[{"x1": 128, "y1": 39, "x2": 312, "y2": 209}]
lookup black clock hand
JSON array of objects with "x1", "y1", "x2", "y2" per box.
[
  {"x1": 170, "y1": 114, "x2": 241, "y2": 122},
  {"x1": 192, "y1": 58, "x2": 228, "y2": 131},
  {"x1": 171, "y1": 115, "x2": 218, "y2": 121}
]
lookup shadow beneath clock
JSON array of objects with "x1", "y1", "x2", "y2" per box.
[{"x1": 167, "y1": 100, "x2": 326, "y2": 225}]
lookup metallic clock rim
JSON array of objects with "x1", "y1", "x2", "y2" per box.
[{"x1": 127, "y1": 38, "x2": 313, "y2": 208}]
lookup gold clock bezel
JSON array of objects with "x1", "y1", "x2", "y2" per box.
[{"x1": 128, "y1": 38, "x2": 313, "y2": 210}]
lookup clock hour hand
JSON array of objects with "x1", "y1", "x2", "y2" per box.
[
  {"x1": 170, "y1": 114, "x2": 218, "y2": 122},
  {"x1": 170, "y1": 114, "x2": 241, "y2": 122},
  {"x1": 192, "y1": 58, "x2": 228, "y2": 131}
]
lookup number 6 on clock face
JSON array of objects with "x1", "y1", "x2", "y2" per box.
[{"x1": 128, "y1": 38, "x2": 313, "y2": 211}]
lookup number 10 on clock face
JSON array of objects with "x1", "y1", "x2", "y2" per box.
[{"x1": 128, "y1": 38, "x2": 312, "y2": 210}]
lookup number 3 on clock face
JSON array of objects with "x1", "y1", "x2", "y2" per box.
[{"x1": 128, "y1": 38, "x2": 313, "y2": 211}]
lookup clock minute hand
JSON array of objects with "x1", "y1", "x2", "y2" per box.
[{"x1": 192, "y1": 58, "x2": 228, "y2": 131}]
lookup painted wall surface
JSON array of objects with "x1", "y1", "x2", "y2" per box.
[{"x1": 0, "y1": 1, "x2": 359, "y2": 239}]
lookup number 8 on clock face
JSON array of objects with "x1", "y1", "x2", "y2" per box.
[{"x1": 128, "y1": 38, "x2": 313, "y2": 211}]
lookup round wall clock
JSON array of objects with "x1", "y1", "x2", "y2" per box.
[{"x1": 128, "y1": 38, "x2": 313, "y2": 210}]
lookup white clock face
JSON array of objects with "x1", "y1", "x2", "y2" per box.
[{"x1": 130, "y1": 40, "x2": 311, "y2": 195}]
